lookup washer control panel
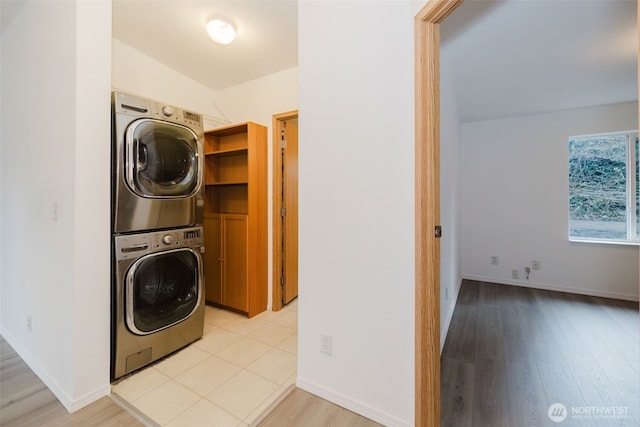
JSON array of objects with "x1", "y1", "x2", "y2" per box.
[{"x1": 115, "y1": 226, "x2": 203, "y2": 260}]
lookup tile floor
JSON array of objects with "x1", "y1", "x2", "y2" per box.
[{"x1": 112, "y1": 300, "x2": 298, "y2": 427}]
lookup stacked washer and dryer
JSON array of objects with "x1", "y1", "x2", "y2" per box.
[{"x1": 111, "y1": 91, "x2": 206, "y2": 381}]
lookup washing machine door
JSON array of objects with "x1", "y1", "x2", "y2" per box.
[
  {"x1": 125, "y1": 119, "x2": 201, "y2": 198},
  {"x1": 125, "y1": 248, "x2": 202, "y2": 335}
]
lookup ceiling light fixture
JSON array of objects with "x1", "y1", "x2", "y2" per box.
[{"x1": 206, "y1": 17, "x2": 236, "y2": 45}]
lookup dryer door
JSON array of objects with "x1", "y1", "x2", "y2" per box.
[
  {"x1": 125, "y1": 248, "x2": 202, "y2": 335},
  {"x1": 125, "y1": 119, "x2": 201, "y2": 198}
]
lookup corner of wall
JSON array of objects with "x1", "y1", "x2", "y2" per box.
[{"x1": 440, "y1": 275, "x2": 463, "y2": 353}]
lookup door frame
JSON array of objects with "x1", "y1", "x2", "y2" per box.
[
  {"x1": 414, "y1": 1, "x2": 463, "y2": 426},
  {"x1": 272, "y1": 110, "x2": 299, "y2": 311}
]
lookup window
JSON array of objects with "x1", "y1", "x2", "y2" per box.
[{"x1": 568, "y1": 131, "x2": 639, "y2": 244}]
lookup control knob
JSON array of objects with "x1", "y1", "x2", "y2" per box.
[
  {"x1": 161, "y1": 106, "x2": 173, "y2": 117},
  {"x1": 162, "y1": 235, "x2": 173, "y2": 245}
]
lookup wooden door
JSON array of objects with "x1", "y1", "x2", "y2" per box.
[
  {"x1": 203, "y1": 215, "x2": 222, "y2": 303},
  {"x1": 272, "y1": 111, "x2": 299, "y2": 310},
  {"x1": 282, "y1": 118, "x2": 299, "y2": 304},
  {"x1": 222, "y1": 214, "x2": 249, "y2": 311}
]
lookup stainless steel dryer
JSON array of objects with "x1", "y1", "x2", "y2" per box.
[
  {"x1": 112, "y1": 91, "x2": 204, "y2": 233},
  {"x1": 112, "y1": 226, "x2": 205, "y2": 380}
]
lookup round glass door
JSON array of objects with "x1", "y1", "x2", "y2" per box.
[
  {"x1": 126, "y1": 248, "x2": 201, "y2": 335},
  {"x1": 125, "y1": 119, "x2": 201, "y2": 198}
]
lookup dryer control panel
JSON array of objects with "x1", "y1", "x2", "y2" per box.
[{"x1": 113, "y1": 91, "x2": 202, "y2": 130}]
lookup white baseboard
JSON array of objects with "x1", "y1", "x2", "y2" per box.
[
  {"x1": 69, "y1": 384, "x2": 111, "y2": 413},
  {"x1": 462, "y1": 274, "x2": 639, "y2": 302},
  {"x1": 0, "y1": 327, "x2": 109, "y2": 413},
  {"x1": 440, "y1": 277, "x2": 463, "y2": 353},
  {"x1": 296, "y1": 377, "x2": 411, "y2": 427}
]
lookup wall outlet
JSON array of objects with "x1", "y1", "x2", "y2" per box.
[
  {"x1": 512, "y1": 269, "x2": 519, "y2": 280},
  {"x1": 532, "y1": 260, "x2": 541, "y2": 270},
  {"x1": 320, "y1": 335, "x2": 333, "y2": 355},
  {"x1": 26, "y1": 315, "x2": 32, "y2": 331},
  {"x1": 490, "y1": 256, "x2": 499, "y2": 265}
]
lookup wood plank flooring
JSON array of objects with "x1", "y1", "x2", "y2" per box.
[
  {"x1": 3, "y1": 280, "x2": 637, "y2": 427},
  {"x1": 0, "y1": 336, "x2": 143, "y2": 427},
  {"x1": 442, "y1": 280, "x2": 640, "y2": 427},
  {"x1": 255, "y1": 387, "x2": 383, "y2": 427}
]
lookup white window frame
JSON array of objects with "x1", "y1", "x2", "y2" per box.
[{"x1": 568, "y1": 130, "x2": 640, "y2": 246}]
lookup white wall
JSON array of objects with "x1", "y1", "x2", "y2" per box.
[
  {"x1": 461, "y1": 102, "x2": 639, "y2": 301},
  {"x1": 0, "y1": 0, "x2": 112, "y2": 411},
  {"x1": 112, "y1": 39, "x2": 220, "y2": 120},
  {"x1": 214, "y1": 67, "x2": 298, "y2": 127},
  {"x1": 440, "y1": 51, "x2": 462, "y2": 350},
  {"x1": 298, "y1": 2, "x2": 415, "y2": 426},
  {"x1": 0, "y1": 2, "x2": 4, "y2": 315}
]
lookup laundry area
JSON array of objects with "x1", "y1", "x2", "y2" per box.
[
  {"x1": 108, "y1": 99, "x2": 296, "y2": 424},
  {"x1": 107, "y1": 2, "x2": 299, "y2": 425}
]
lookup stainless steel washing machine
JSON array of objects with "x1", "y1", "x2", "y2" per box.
[
  {"x1": 112, "y1": 226, "x2": 205, "y2": 380},
  {"x1": 112, "y1": 91, "x2": 204, "y2": 234}
]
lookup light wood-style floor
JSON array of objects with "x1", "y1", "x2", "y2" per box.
[
  {"x1": 255, "y1": 387, "x2": 382, "y2": 427},
  {"x1": 442, "y1": 280, "x2": 640, "y2": 427},
  {"x1": 0, "y1": 336, "x2": 143, "y2": 427},
  {"x1": 4, "y1": 280, "x2": 637, "y2": 426}
]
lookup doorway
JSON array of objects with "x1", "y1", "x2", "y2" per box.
[
  {"x1": 272, "y1": 110, "x2": 299, "y2": 311},
  {"x1": 416, "y1": 0, "x2": 640, "y2": 426},
  {"x1": 414, "y1": 1, "x2": 463, "y2": 426}
]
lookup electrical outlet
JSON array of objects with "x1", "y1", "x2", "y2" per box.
[
  {"x1": 491, "y1": 256, "x2": 499, "y2": 265},
  {"x1": 26, "y1": 315, "x2": 32, "y2": 331},
  {"x1": 512, "y1": 269, "x2": 519, "y2": 280},
  {"x1": 320, "y1": 335, "x2": 332, "y2": 355},
  {"x1": 532, "y1": 260, "x2": 541, "y2": 270}
]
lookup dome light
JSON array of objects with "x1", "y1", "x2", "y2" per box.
[{"x1": 206, "y1": 17, "x2": 236, "y2": 45}]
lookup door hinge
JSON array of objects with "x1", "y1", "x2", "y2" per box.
[
  {"x1": 280, "y1": 275, "x2": 285, "y2": 287},
  {"x1": 434, "y1": 225, "x2": 442, "y2": 239},
  {"x1": 281, "y1": 139, "x2": 287, "y2": 149},
  {"x1": 281, "y1": 207, "x2": 286, "y2": 217}
]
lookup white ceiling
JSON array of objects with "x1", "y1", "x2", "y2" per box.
[
  {"x1": 441, "y1": 0, "x2": 638, "y2": 123},
  {"x1": 112, "y1": 0, "x2": 298, "y2": 91},
  {"x1": 112, "y1": 0, "x2": 637, "y2": 122}
]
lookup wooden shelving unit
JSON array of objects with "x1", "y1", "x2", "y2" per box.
[{"x1": 202, "y1": 122, "x2": 267, "y2": 317}]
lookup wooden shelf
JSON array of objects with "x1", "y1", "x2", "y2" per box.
[
  {"x1": 206, "y1": 181, "x2": 248, "y2": 186},
  {"x1": 204, "y1": 124, "x2": 249, "y2": 153},
  {"x1": 205, "y1": 147, "x2": 249, "y2": 157},
  {"x1": 205, "y1": 154, "x2": 247, "y2": 185},
  {"x1": 203, "y1": 122, "x2": 267, "y2": 318}
]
